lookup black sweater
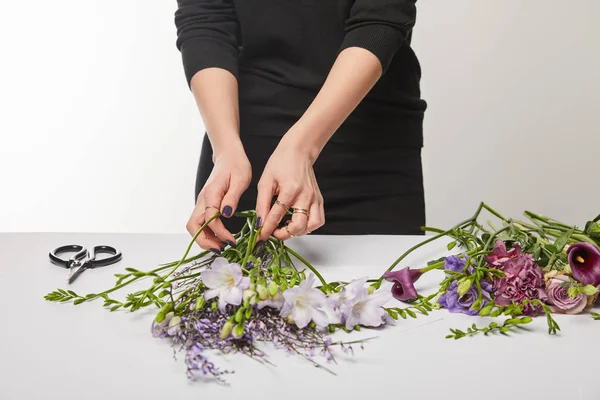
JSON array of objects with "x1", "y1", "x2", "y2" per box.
[{"x1": 175, "y1": 0, "x2": 427, "y2": 148}]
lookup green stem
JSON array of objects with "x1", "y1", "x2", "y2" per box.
[{"x1": 284, "y1": 246, "x2": 330, "y2": 291}]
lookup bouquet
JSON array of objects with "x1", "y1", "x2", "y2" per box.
[{"x1": 45, "y1": 203, "x2": 600, "y2": 383}]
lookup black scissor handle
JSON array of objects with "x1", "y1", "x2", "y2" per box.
[
  {"x1": 87, "y1": 245, "x2": 122, "y2": 268},
  {"x1": 49, "y1": 245, "x2": 88, "y2": 269}
]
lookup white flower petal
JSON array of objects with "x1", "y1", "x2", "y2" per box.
[
  {"x1": 345, "y1": 310, "x2": 359, "y2": 330},
  {"x1": 201, "y1": 269, "x2": 229, "y2": 289},
  {"x1": 218, "y1": 296, "x2": 228, "y2": 313},
  {"x1": 211, "y1": 257, "x2": 229, "y2": 270},
  {"x1": 222, "y1": 286, "x2": 243, "y2": 306},
  {"x1": 311, "y1": 308, "x2": 330, "y2": 328},
  {"x1": 239, "y1": 276, "x2": 251, "y2": 290},
  {"x1": 204, "y1": 288, "x2": 220, "y2": 300},
  {"x1": 358, "y1": 306, "x2": 386, "y2": 327},
  {"x1": 366, "y1": 290, "x2": 393, "y2": 307},
  {"x1": 228, "y1": 263, "x2": 243, "y2": 282},
  {"x1": 292, "y1": 306, "x2": 311, "y2": 329}
]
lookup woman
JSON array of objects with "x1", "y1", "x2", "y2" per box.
[{"x1": 175, "y1": 0, "x2": 427, "y2": 253}]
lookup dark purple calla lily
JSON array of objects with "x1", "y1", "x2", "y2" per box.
[
  {"x1": 567, "y1": 242, "x2": 600, "y2": 286},
  {"x1": 384, "y1": 267, "x2": 423, "y2": 302}
]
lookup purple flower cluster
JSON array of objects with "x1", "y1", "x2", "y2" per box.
[{"x1": 438, "y1": 255, "x2": 492, "y2": 315}]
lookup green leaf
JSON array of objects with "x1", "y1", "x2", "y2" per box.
[
  {"x1": 490, "y1": 308, "x2": 502, "y2": 317},
  {"x1": 457, "y1": 277, "x2": 473, "y2": 297},
  {"x1": 447, "y1": 241, "x2": 457, "y2": 251},
  {"x1": 73, "y1": 298, "x2": 85, "y2": 305},
  {"x1": 398, "y1": 309, "x2": 407, "y2": 319},
  {"x1": 479, "y1": 304, "x2": 493, "y2": 317},
  {"x1": 406, "y1": 309, "x2": 417, "y2": 318},
  {"x1": 553, "y1": 227, "x2": 575, "y2": 252},
  {"x1": 110, "y1": 305, "x2": 121, "y2": 312}
]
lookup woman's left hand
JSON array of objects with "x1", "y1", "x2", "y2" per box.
[{"x1": 255, "y1": 134, "x2": 325, "y2": 241}]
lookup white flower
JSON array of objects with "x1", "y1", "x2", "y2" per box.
[
  {"x1": 327, "y1": 277, "x2": 369, "y2": 310},
  {"x1": 341, "y1": 288, "x2": 392, "y2": 330},
  {"x1": 258, "y1": 290, "x2": 285, "y2": 310},
  {"x1": 281, "y1": 274, "x2": 329, "y2": 329},
  {"x1": 201, "y1": 257, "x2": 250, "y2": 312}
]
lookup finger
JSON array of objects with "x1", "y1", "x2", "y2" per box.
[
  {"x1": 220, "y1": 176, "x2": 250, "y2": 219},
  {"x1": 255, "y1": 177, "x2": 276, "y2": 235},
  {"x1": 306, "y1": 199, "x2": 325, "y2": 234},
  {"x1": 186, "y1": 200, "x2": 224, "y2": 254},
  {"x1": 273, "y1": 191, "x2": 311, "y2": 239},
  {"x1": 259, "y1": 189, "x2": 296, "y2": 241},
  {"x1": 203, "y1": 185, "x2": 237, "y2": 245}
]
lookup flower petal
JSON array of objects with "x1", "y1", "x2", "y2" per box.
[
  {"x1": 222, "y1": 286, "x2": 243, "y2": 306},
  {"x1": 292, "y1": 306, "x2": 311, "y2": 329}
]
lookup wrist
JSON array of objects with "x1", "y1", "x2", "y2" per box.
[
  {"x1": 281, "y1": 127, "x2": 325, "y2": 164},
  {"x1": 211, "y1": 138, "x2": 246, "y2": 164}
]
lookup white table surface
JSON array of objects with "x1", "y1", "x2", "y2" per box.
[{"x1": 1, "y1": 232, "x2": 599, "y2": 400}]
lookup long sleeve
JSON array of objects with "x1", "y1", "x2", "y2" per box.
[
  {"x1": 339, "y1": 0, "x2": 417, "y2": 73},
  {"x1": 174, "y1": 0, "x2": 241, "y2": 86}
]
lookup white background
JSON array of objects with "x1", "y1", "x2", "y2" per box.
[{"x1": 1, "y1": 0, "x2": 598, "y2": 233}]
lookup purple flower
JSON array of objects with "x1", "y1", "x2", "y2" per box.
[
  {"x1": 545, "y1": 274, "x2": 588, "y2": 314},
  {"x1": 486, "y1": 240, "x2": 522, "y2": 267},
  {"x1": 384, "y1": 267, "x2": 422, "y2": 302},
  {"x1": 492, "y1": 254, "x2": 547, "y2": 316},
  {"x1": 444, "y1": 254, "x2": 469, "y2": 274},
  {"x1": 438, "y1": 280, "x2": 492, "y2": 315},
  {"x1": 567, "y1": 242, "x2": 600, "y2": 286}
]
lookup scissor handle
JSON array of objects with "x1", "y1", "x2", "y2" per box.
[
  {"x1": 88, "y1": 245, "x2": 122, "y2": 268},
  {"x1": 49, "y1": 245, "x2": 88, "y2": 269}
]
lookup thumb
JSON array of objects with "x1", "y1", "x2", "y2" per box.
[{"x1": 220, "y1": 177, "x2": 250, "y2": 218}]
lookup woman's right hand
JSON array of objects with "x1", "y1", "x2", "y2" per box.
[{"x1": 186, "y1": 144, "x2": 251, "y2": 253}]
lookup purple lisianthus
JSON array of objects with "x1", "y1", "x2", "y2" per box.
[
  {"x1": 492, "y1": 254, "x2": 547, "y2": 316},
  {"x1": 444, "y1": 254, "x2": 470, "y2": 275},
  {"x1": 384, "y1": 267, "x2": 422, "y2": 302},
  {"x1": 486, "y1": 240, "x2": 522, "y2": 267},
  {"x1": 567, "y1": 242, "x2": 600, "y2": 286},
  {"x1": 438, "y1": 280, "x2": 492, "y2": 315}
]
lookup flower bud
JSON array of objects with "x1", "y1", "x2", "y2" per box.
[
  {"x1": 155, "y1": 311, "x2": 165, "y2": 323},
  {"x1": 235, "y1": 307, "x2": 244, "y2": 323},
  {"x1": 257, "y1": 285, "x2": 268, "y2": 301},
  {"x1": 367, "y1": 285, "x2": 375, "y2": 295},
  {"x1": 195, "y1": 297, "x2": 206, "y2": 311},
  {"x1": 220, "y1": 321, "x2": 233, "y2": 339},
  {"x1": 232, "y1": 323, "x2": 245, "y2": 339},
  {"x1": 280, "y1": 280, "x2": 288, "y2": 291},
  {"x1": 457, "y1": 277, "x2": 473, "y2": 297},
  {"x1": 268, "y1": 281, "x2": 279, "y2": 297},
  {"x1": 167, "y1": 315, "x2": 181, "y2": 336}
]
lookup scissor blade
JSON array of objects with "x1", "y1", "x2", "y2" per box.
[{"x1": 67, "y1": 266, "x2": 87, "y2": 284}]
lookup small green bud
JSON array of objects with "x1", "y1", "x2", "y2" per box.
[
  {"x1": 268, "y1": 281, "x2": 279, "y2": 297},
  {"x1": 257, "y1": 285, "x2": 268, "y2": 301},
  {"x1": 280, "y1": 280, "x2": 288, "y2": 291},
  {"x1": 367, "y1": 285, "x2": 375, "y2": 295},
  {"x1": 153, "y1": 277, "x2": 163, "y2": 284},
  {"x1": 290, "y1": 276, "x2": 297, "y2": 287},
  {"x1": 479, "y1": 304, "x2": 493, "y2": 316},
  {"x1": 161, "y1": 282, "x2": 171, "y2": 289},
  {"x1": 160, "y1": 303, "x2": 173, "y2": 314},
  {"x1": 457, "y1": 277, "x2": 473, "y2": 297},
  {"x1": 245, "y1": 307, "x2": 252, "y2": 319},
  {"x1": 195, "y1": 297, "x2": 206, "y2": 311},
  {"x1": 235, "y1": 308, "x2": 244, "y2": 323},
  {"x1": 583, "y1": 285, "x2": 599, "y2": 296},
  {"x1": 232, "y1": 323, "x2": 245, "y2": 339},
  {"x1": 220, "y1": 322, "x2": 233, "y2": 339},
  {"x1": 155, "y1": 311, "x2": 165, "y2": 323},
  {"x1": 158, "y1": 290, "x2": 169, "y2": 298},
  {"x1": 211, "y1": 301, "x2": 218, "y2": 311},
  {"x1": 471, "y1": 298, "x2": 482, "y2": 311}
]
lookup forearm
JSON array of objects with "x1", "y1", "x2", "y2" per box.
[
  {"x1": 283, "y1": 47, "x2": 383, "y2": 161},
  {"x1": 190, "y1": 68, "x2": 243, "y2": 161}
]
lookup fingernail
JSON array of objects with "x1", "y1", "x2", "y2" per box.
[
  {"x1": 222, "y1": 205, "x2": 233, "y2": 217},
  {"x1": 210, "y1": 248, "x2": 221, "y2": 255},
  {"x1": 225, "y1": 240, "x2": 237, "y2": 248},
  {"x1": 255, "y1": 217, "x2": 262, "y2": 230}
]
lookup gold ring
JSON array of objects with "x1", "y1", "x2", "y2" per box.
[
  {"x1": 205, "y1": 205, "x2": 220, "y2": 215},
  {"x1": 293, "y1": 208, "x2": 309, "y2": 217},
  {"x1": 285, "y1": 225, "x2": 295, "y2": 238},
  {"x1": 275, "y1": 200, "x2": 289, "y2": 211}
]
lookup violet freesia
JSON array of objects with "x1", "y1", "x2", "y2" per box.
[
  {"x1": 492, "y1": 254, "x2": 547, "y2": 316},
  {"x1": 201, "y1": 257, "x2": 250, "y2": 312},
  {"x1": 281, "y1": 274, "x2": 329, "y2": 329},
  {"x1": 486, "y1": 240, "x2": 522, "y2": 267},
  {"x1": 384, "y1": 267, "x2": 422, "y2": 302},
  {"x1": 444, "y1": 254, "x2": 469, "y2": 274},
  {"x1": 545, "y1": 274, "x2": 588, "y2": 314},
  {"x1": 438, "y1": 280, "x2": 492, "y2": 316},
  {"x1": 567, "y1": 242, "x2": 600, "y2": 286}
]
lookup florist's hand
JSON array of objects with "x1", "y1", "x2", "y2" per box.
[
  {"x1": 256, "y1": 136, "x2": 325, "y2": 241},
  {"x1": 187, "y1": 146, "x2": 251, "y2": 253}
]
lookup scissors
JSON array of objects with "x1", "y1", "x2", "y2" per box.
[{"x1": 49, "y1": 244, "x2": 122, "y2": 284}]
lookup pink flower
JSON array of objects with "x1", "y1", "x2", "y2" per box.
[
  {"x1": 384, "y1": 267, "x2": 422, "y2": 302},
  {"x1": 545, "y1": 274, "x2": 588, "y2": 314},
  {"x1": 486, "y1": 240, "x2": 522, "y2": 267},
  {"x1": 492, "y1": 254, "x2": 547, "y2": 316}
]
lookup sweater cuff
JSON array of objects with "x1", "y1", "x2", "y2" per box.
[
  {"x1": 180, "y1": 37, "x2": 239, "y2": 88},
  {"x1": 339, "y1": 24, "x2": 405, "y2": 73}
]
